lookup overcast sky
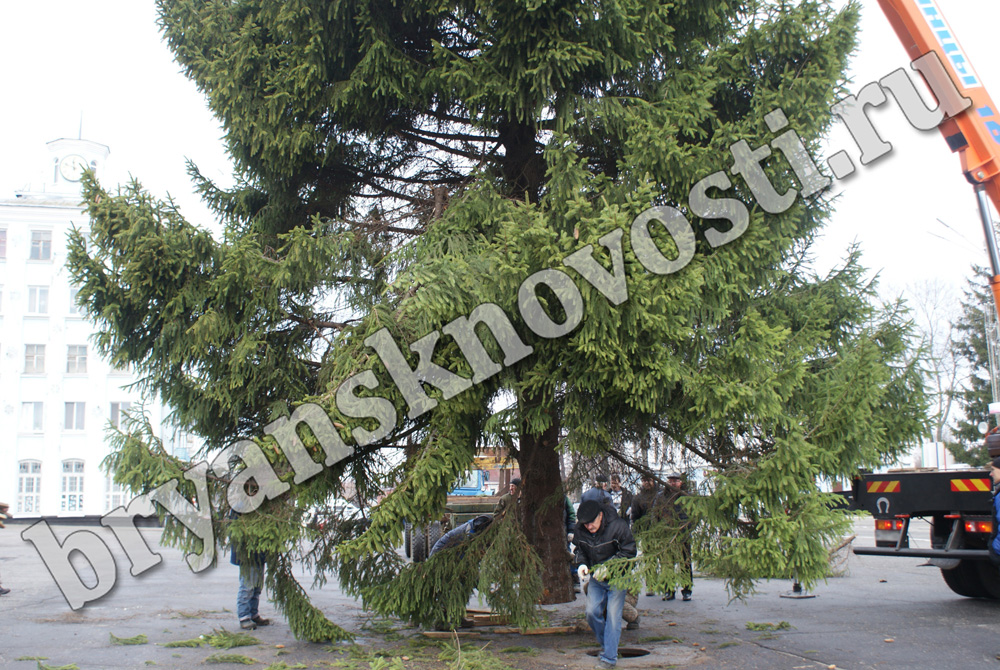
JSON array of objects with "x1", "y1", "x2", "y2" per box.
[
  {"x1": 819, "y1": 0, "x2": 1000, "y2": 303},
  {"x1": 1, "y1": 0, "x2": 997, "y2": 303}
]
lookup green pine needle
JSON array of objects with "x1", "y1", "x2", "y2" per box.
[
  {"x1": 206, "y1": 628, "x2": 260, "y2": 649},
  {"x1": 745, "y1": 621, "x2": 792, "y2": 631},
  {"x1": 205, "y1": 653, "x2": 258, "y2": 665},
  {"x1": 162, "y1": 638, "x2": 203, "y2": 648},
  {"x1": 438, "y1": 642, "x2": 515, "y2": 670}
]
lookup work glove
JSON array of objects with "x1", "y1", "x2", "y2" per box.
[
  {"x1": 592, "y1": 565, "x2": 609, "y2": 582},
  {"x1": 577, "y1": 565, "x2": 590, "y2": 581}
]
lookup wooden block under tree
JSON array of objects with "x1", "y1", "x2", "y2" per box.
[
  {"x1": 465, "y1": 613, "x2": 509, "y2": 626},
  {"x1": 490, "y1": 626, "x2": 577, "y2": 635}
]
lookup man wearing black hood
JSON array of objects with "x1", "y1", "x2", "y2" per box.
[
  {"x1": 573, "y1": 500, "x2": 637, "y2": 669},
  {"x1": 581, "y1": 474, "x2": 612, "y2": 506}
]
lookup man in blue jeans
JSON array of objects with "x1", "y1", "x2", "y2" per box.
[
  {"x1": 573, "y1": 500, "x2": 637, "y2": 669},
  {"x1": 231, "y1": 536, "x2": 270, "y2": 630}
]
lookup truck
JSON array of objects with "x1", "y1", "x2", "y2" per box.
[
  {"x1": 403, "y1": 457, "x2": 518, "y2": 562},
  {"x1": 851, "y1": 0, "x2": 1000, "y2": 599}
]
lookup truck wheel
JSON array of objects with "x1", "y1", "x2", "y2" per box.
[
  {"x1": 940, "y1": 560, "x2": 1000, "y2": 599},
  {"x1": 931, "y1": 523, "x2": 1000, "y2": 599},
  {"x1": 940, "y1": 561, "x2": 983, "y2": 598},
  {"x1": 404, "y1": 521, "x2": 412, "y2": 559},
  {"x1": 428, "y1": 521, "x2": 443, "y2": 554},
  {"x1": 412, "y1": 526, "x2": 427, "y2": 563},
  {"x1": 969, "y1": 561, "x2": 1000, "y2": 599}
]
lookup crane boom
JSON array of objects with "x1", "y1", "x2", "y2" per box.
[{"x1": 879, "y1": 0, "x2": 1000, "y2": 311}]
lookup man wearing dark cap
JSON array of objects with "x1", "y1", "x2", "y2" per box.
[
  {"x1": 661, "y1": 472, "x2": 693, "y2": 601},
  {"x1": 582, "y1": 474, "x2": 612, "y2": 506},
  {"x1": 630, "y1": 475, "x2": 660, "y2": 525},
  {"x1": 494, "y1": 477, "x2": 522, "y2": 519},
  {"x1": 573, "y1": 499, "x2": 637, "y2": 669}
]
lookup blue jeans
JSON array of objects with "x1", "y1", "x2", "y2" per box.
[
  {"x1": 237, "y1": 562, "x2": 263, "y2": 621},
  {"x1": 585, "y1": 577, "x2": 626, "y2": 666}
]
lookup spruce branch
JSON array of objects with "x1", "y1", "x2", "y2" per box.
[
  {"x1": 284, "y1": 313, "x2": 349, "y2": 332},
  {"x1": 651, "y1": 422, "x2": 730, "y2": 471}
]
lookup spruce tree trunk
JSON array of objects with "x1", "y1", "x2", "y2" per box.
[
  {"x1": 518, "y1": 406, "x2": 574, "y2": 604},
  {"x1": 504, "y1": 116, "x2": 573, "y2": 603}
]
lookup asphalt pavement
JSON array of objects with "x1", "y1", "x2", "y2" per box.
[{"x1": 2, "y1": 518, "x2": 1000, "y2": 669}]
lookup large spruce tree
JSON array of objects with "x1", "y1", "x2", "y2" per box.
[{"x1": 67, "y1": 0, "x2": 927, "y2": 639}]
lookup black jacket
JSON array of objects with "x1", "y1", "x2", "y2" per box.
[
  {"x1": 630, "y1": 486, "x2": 660, "y2": 524},
  {"x1": 613, "y1": 488, "x2": 634, "y2": 519},
  {"x1": 572, "y1": 505, "x2": 637, "y2": 568},
  {"x1": 662, "y1": 486, "x2": 690, "y2": 524},
  {"x1": 429, "y1": 514, "x2": 493, "y2": 557}
]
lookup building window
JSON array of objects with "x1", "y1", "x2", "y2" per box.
[
  {"x1": 27, "y1": 286, "x2": 49, "y2": 315},
  {"x1": 29, "y1": 230, "x2": 52, "y2": 261},
  {"x1": 68, "y1": 286, "x2": 81, "y2": 315},
  {"x1": 169, "y1": 427, "x2": 195, "y2": 461},
  {"x1": 62, "y1": 460, "x2": 85, "y2": 512},
  {"x1": 24, "y1": 344, "x2": 45, "y2": 373},
  {"x1": 17, "y1": 461, "x2": 42, "y2": 514},
  {"x1": 105, "y1": 476, "x2": 129, "y2": 512},
  {"x1": 20, "y1": 402, "x2": 43, "y2": 432},
  {"x1": 65, "y1": 402, "x2": 86, "y2": 431},
  {"x1": 110, "y1": 401, "x2": 132, "y2": 429},
  {"x1": 67, "y1": 345, "x2": 87, "y2": 373},
  {"x1": 0, "y1": 229, "x2": 6, "y2": 259}
]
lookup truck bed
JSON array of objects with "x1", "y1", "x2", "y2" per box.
[
  {"x1": 445, "y1": 495, "x2": 503, "y2": 527},
  {"x1": 854, "y1": 470, "x2": 992, "y2": 517}
]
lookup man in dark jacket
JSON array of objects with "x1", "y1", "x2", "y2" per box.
[
  {"x1": 494, "y1": 477, "x2": 521, "y2": 519},
  {"x1": 581, "y1": 474, "x2": 612, "y2": 506},
  {"x1": 573, "y1": 500, "x2": 637, "y2": 669},
  {"x1": 661, "y1": 473, "x2": 693, "y2": 601},
  {"x1": 429, "y1": 514, "x2": 493, "y2": 556},
  {"x1": 230, "y1": 536, "x2": 270, "y2": 630},
  {"x1": 629, "y1": 475, "x2": 660, "y2": 597},
  {"x1": 629, "y1": 475, "x2": 660, "y2": 525}
]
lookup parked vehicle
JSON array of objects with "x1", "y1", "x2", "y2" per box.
[
  {"x1": 851, "y1": 0, "x2": 1000, "y2": 599},
  {"x1": 303, "y1": 498, "x2": 363, "y2": 531},
  {"x1": 853, "y1": 469, "x2": 1000, "y2": 597},
  {"x1": 404, "y1": 469, "x2": 507, "y2": 562}
]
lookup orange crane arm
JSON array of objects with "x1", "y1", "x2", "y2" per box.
[{"x1": 879, "y1": 0, "x2": 1000, "y2": 310}]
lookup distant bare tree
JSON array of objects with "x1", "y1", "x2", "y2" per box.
[{"x1": 905, "y1": 279, "x2": 962, "y2": 446}]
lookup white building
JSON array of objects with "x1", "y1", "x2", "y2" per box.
[{"x1": 0, "y1": 139, "x2": 195, "y2": 519}]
